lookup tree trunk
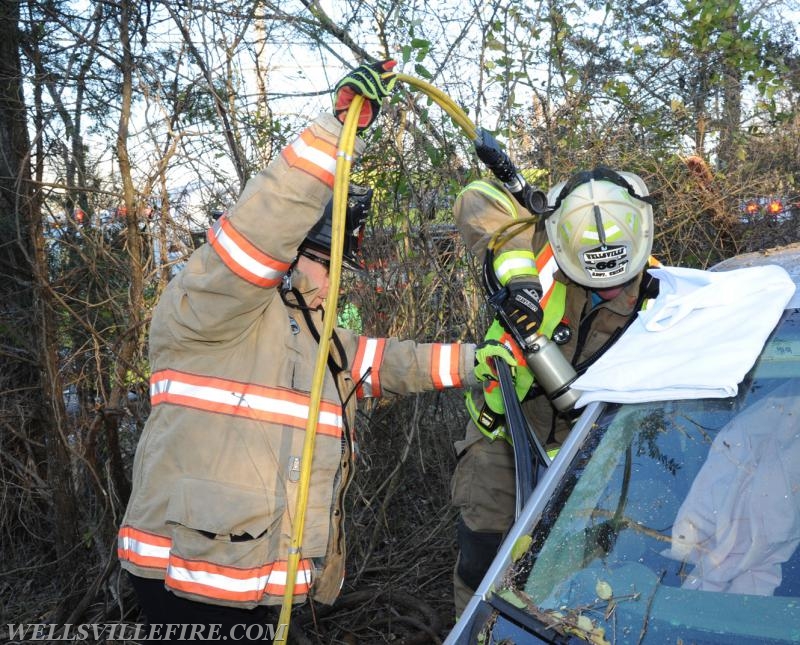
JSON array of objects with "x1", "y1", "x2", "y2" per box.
[
  {"x1": 716, "y1": 14, "x2": 743, "y2": 172},
  {"x1": 0, "y1": 0, "x2": 77, "y2": 556},
  {"x1": 106, "y1": 0, "x2": 143, "y2": 507}
]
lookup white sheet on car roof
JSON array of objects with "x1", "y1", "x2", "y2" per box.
[
  {"x1": 572, "y1": 264, "x2": 796, "y2": 407},
  {"x1": 662, "y1": 378, "x2": 800, "y2": 596}
]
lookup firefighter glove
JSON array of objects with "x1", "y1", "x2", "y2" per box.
[
  {"x1": 334, "y1": 59, "x2": 398, "y2": 132},
  {"x1": 474, "y1": 340, "x2": 516, "y2": 383},
  {"x1": 473, "y1": 128, "x2": 518, "y2": 185},
  {"x1": 500, "y1": 278, "x2": 544, "y2": 342},
  {"x1": 475, "y1": 319, "x2": 535, "y2": 415}
]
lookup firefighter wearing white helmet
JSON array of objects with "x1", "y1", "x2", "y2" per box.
[
  {"x1": 450, "y1": 154, "x2": 663, "y2": 616},
  {"x1": 545, "y1": 167, "x2": 655, "y2": 289}
]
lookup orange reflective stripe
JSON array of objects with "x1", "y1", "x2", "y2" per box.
[
  {"x1": 149, "y1": 369, "x2": 343, "y2": 438},
  {"x1": 498, "y1": 331, "x2": 525, "y2": 364},
  {"x1": 118, "y1": 525, "x2": 313, "y2": 602},
  {"x1": 431, "y1": 344, "x2": 463, "y2": 389},
  {"x1": 118, "y1": 526, "x2": 171, "y2": 569},
  {"x1": 351, "y1": 337, "x2": 387, "y2": 398},
  {"x1": 263, "y1": 560, "x2": 313, "y2": 596},
  {"x1": 536, "y1": 243, "x2": 559, "y2": 308},
  {"x1": 208, "y1": 214, "x2": 291, "y2": 288},
  {"x1": 281, "y1": 128, "x2": 337, "y2": 188},
  {"x1": 166, "y1": 555, "x2": 312, "y2": 603}
]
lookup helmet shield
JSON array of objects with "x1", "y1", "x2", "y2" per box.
[
  {"x1": 544, "y1": 169, "x2": 654, "y2": 289},
  {"x1": 301, "y1": 184, "x2": 373, "y2": 271}
]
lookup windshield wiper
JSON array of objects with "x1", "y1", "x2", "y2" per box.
[{"x1": 487, "y1": 591, "x2": 571, "y2": 644}]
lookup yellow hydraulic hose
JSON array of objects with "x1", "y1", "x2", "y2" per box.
[
  {"x1": 488, "y1": 216, "x2": 539, "y2": 255},
  {"x1": 275, "y1": 95, "x2": 363, "y2": 642},
  {"x1": 276, "y1": 74, "x2": 480, "y2": 642},
  {"x1": 395, "y1": 73, "x2": 477, "y2": 140}
]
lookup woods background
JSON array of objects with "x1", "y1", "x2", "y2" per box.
[{"x1": 1, "y1": 0, "x2": 799, "y2": 642}]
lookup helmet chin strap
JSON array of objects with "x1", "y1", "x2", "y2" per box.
[
  {"x1": 279, "y1": 275, "x2": 349, "y2": 381},
  {"x1": 280, "y1": 264, "x2": 323, "y2": 312}
]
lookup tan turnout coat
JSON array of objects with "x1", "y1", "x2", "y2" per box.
[{"x1": 118, "y1": 114, "x2": 477, "y2": 608}]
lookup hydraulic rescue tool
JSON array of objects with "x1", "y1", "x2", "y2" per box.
[
  {"x1": 481, "y1": 234, "x2": 578, "y2": 515},
  {"x1": 475, "y1": 128, "x2": 583, "y2": 414},
  {"x1": 473, "y1": 127, "x2": 585, "y2": 513}
]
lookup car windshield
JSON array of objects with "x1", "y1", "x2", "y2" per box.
[{"x1": 501, "y1": 307, "x2": 800, "y2": 644}]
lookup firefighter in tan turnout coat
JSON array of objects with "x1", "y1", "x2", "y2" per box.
[
  {"x1": 450, "y1": 138, "x2": 662, "y2": 615},
  {"x1": 117, "y1": 61, "x2": 487, "y2": 635}
]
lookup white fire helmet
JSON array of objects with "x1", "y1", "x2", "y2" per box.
[{"x1": 544, "y1": 168, "x2": 654, "y2": 289}]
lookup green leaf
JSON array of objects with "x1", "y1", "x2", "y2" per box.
[
  {"x1": 414, "y1": 63, "x2": 432, "y2": 79},
  {"x1": 495, "y1": 588, "x2": 528, "y2": 609},
  {"x1": 612, "y1": 81, "x2": 630, "y2": 98},
  {"x1": 565, "y1": 73, "x2": 578, "y2": 90},
  {"x1": 511, "y1": 535, "x2": 533, "y2": 562},
  {"x1": 595, "y1": 579, "x2": 613, "y2": 600}
]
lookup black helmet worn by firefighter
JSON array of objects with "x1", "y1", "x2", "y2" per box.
[
  {"x1": 300, "y1": 184, "x2": 373, "y2": 271},
  {"x1": 544, "y1": 167, "x2": 654, "y2": 289}
]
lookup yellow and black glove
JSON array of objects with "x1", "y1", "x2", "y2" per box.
[
  {"x1": 334, "y1": 59, "x2": 397, "y2": 132},
  {"x1": 499, "y1": 278, "x2": 544, "y2": 343}
]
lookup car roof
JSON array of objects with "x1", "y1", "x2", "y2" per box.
[{"x1": 711, "y1": 242, "x2": 800, "y2": 305}]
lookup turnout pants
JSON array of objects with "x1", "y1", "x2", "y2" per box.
[
  {"x1": 450, "y1": 426, "x2": 516, "y2": 616},
  {"x1": 129, "y1": 574, "x2": 277, "y2": 643}
]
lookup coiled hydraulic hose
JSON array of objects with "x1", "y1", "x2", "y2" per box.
[{"x1": 276, "y1": 75, "x2": 478, "y2": 643}]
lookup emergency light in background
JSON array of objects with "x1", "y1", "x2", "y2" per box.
[
  {"x1": 766, "y1": 198, "x2": 784, "y2": 217},
  {"x1": 741, "y1": 196, "x2": 796, "y2": 223}
]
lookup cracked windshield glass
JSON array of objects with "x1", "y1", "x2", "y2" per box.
[{"x1": 505, "y1": 307, "x2": 800, "y2": 644}]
